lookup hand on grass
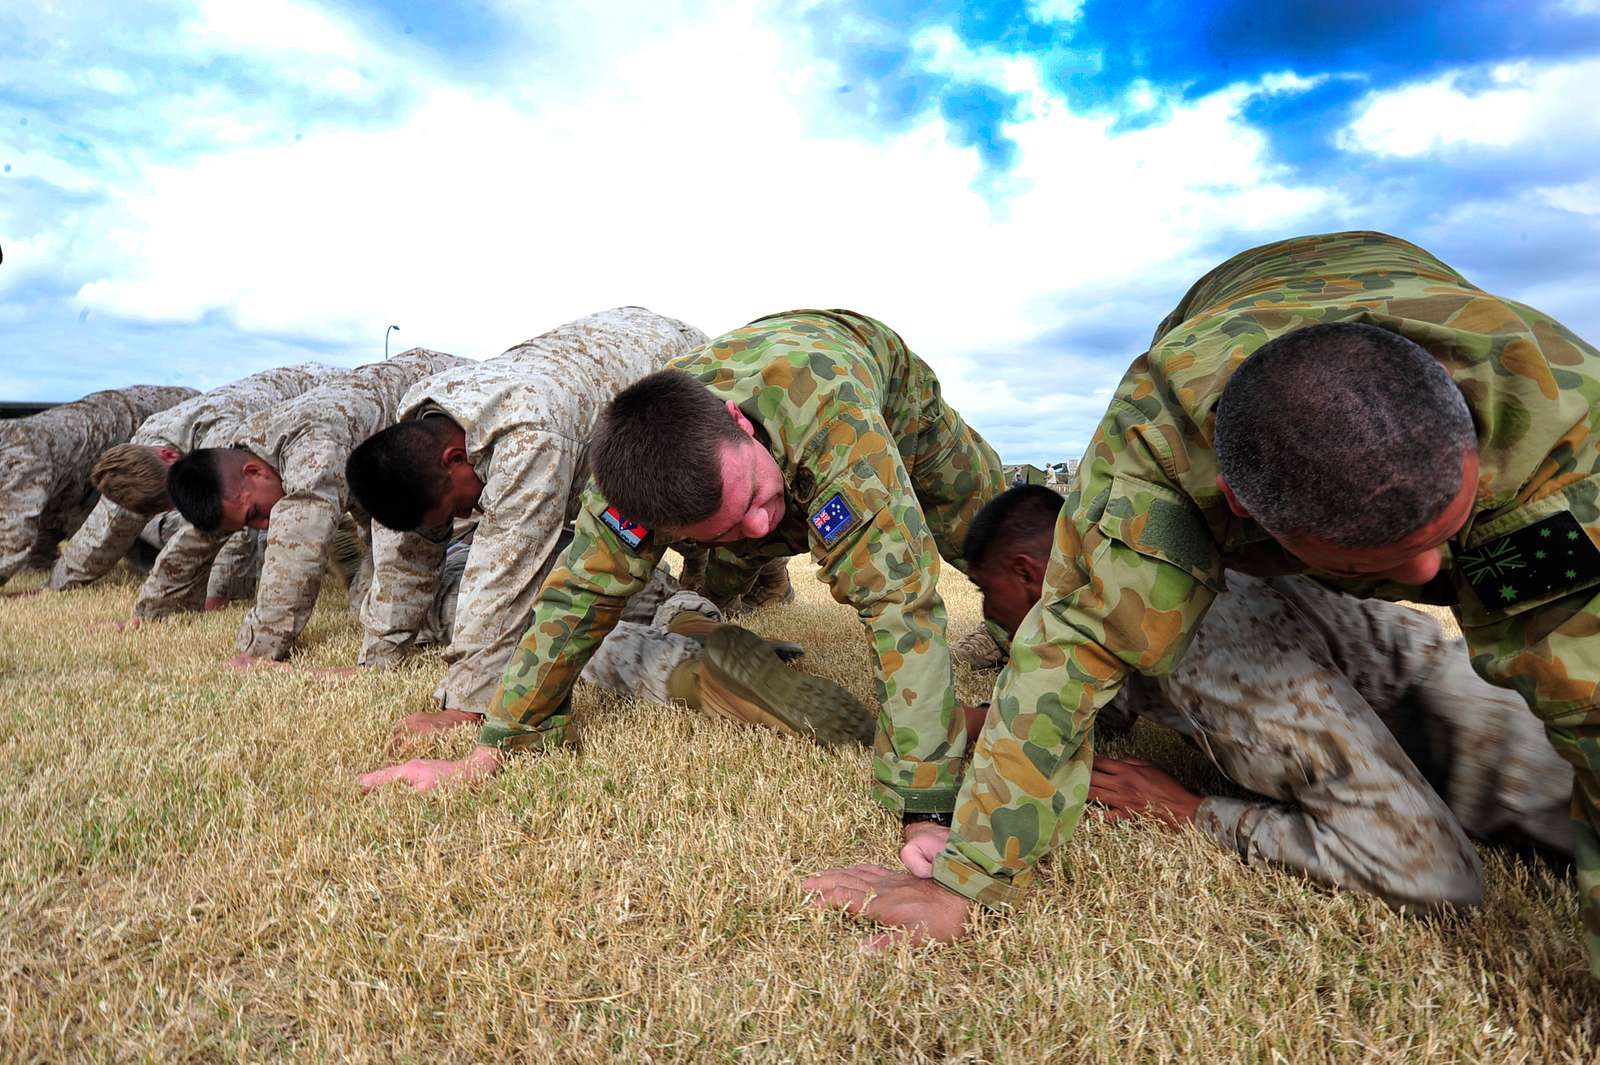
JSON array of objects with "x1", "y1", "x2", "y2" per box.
[
  {"x1": 2, "y1": 588, "x2": 42, "y2": 599},
  {"x1": 203, "y1": 596, "x2": 232, "y2": 611},
  {"x1": 393, "y1": 708, "x2": 483, "y2": 738},
  {"x1": 223, "y1": 653, "x2": 288, "y2": 672},
  {"x1": 1089, "y1": 756, "x2": 1203, "y2": 828},
  {"x1": 900, "y1": 823, "x2": 950, "y2": 878},
  {"x1": 104, "y1": 617, "x2": 145, "y2": 633},
  {"x1": 359, "y1": 744, "x2": 505, "y2": 795},
  {"x1": 802, "y1": 864, "x2": 971, "y2": 946}
]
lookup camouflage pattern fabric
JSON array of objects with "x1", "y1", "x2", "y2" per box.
[
  {"x1": 422, "y1": 554, "x2": 713, "y2": 702},
  {"x1": 133, "y1": 349, "x2": 466, "y2": 657},
  {"x1": 360, "y1": 308, "x2": 706, "y2": 713},
  {"x1": 47, "y1": 363, "x2": 339, "y2": 595},
  {"x1": 675, "y1": 544, "x2": 794, "y2": 611},
  {"x1": 934, "y1": 231, "x2": 1600, "y2": 975},
  {"x1": 479, "y1": 309, "x2": 1005, "y2": 820},
  {"x1": 1119, "y1": 573, "x2": 1572, "y2": 908},
  {"x1": 0, "y1": 385, "x2": 197, "y2": 585}
]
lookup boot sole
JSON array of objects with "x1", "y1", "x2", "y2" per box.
[{"x1": 704, "y1": 627, "x2": 877, "y2": 747}]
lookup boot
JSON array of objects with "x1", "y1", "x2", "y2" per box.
[
  {"x1": 673, "y1": 626, "x2": 875, "y2": 746},
  {"x1": 666, "y1": 611, "x2": 804, "y2": 662},
  {"x1": 741, "y1": 557, "x2": 794, "y2": 609},
  {"x1": 952, "y1": 626, "x2": 1007, "y2": 670},
  {"x1": 676, "y1": 546, "x2": 708, "y2": 593},
  {"x1": 328, "y1": 515, "x2": 366, "y2": 591}
]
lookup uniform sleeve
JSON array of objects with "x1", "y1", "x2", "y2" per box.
[
  {"x1": 0, "y1": 472, "x2": 51, "y2": 585},
  {"x1": 932, "y1": 400, "x2": 1221, "y2": 905},
  {"x1": 47, "y1": 496, "x2": 147, "y2": 591},
  {"x1": 206, "y1": 529, "x2": 263, "y2": 602},
  {"x1": 358, "y1": 522, "x2": 445, "y2": 668},
  {"x1": 807, "y1": 426, "x2": 965, "y2": 815},
  {"x1": 438, "y1": 430, "x2": 583, "y2": 714},
  {"x1": 133, "y1": 522, "x2": 228, "y2": 619},
  {"x1": 1461, "y1": 557, "x2": 1600, "y2": 976},
  {"x1": 477, "y1": 484, "x2": 662, "y2": 752},
  {"x1": 232, "y1": 436, "x2": 347, "y2": 660}
]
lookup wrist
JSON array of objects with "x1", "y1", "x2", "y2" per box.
[{"x1": 902, "y1": 810, "x2": 952, "y2": 830}]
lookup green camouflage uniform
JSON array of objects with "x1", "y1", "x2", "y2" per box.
[
  {"x1": 479, "y1": 310, "x2": 1004, "y2": 815},
  {"x1": 934, "y1": 231, "x2": 1600, "y2": 975}
]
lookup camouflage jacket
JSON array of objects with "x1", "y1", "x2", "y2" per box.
[
  {"x1": 360, "y1": 308, "x2": 706, "y2": 713},
  {"x1": 480, "y1": 309, "x2": 987, "y2": 814},
  {"x1": 134, "y1": 350, "x2": 467, "y2": 657},
  {"x1": 935, "y1": 232, "x2": 1600, "y2": 975},
  {"x1": 48, "y1": 363, "x2": 341, "y2": 593},
  {"x1": 0, "y1": 385, "x2": 197, "y2": 584}
]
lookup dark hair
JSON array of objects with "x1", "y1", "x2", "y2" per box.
[
  {"x1": 963, "y1": 485, "x2": 1065, "y2": 570},
  {"x1": 1214, "y1": 322, "x2": 1477, "y2": 547},
  {"x1": 167, "y1": 448, "x2": 247, "y2": 533},
  {"x1": 346, "y1": 417, "x2": 459, "y2": 531},
  {"x1": 589, "y1": 369, "x2": 749, "y2": 528}
]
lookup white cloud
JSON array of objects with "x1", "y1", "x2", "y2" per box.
[
  {"x1": 16, "y1": 1, "x2": 1341, "y2": 461},
  {"x1": 1339, "y1": 59, "x2": 1600, "y2": 157},
  {"x1": 1538, "y1": 179, "x2": 1600, "y2": 214}
]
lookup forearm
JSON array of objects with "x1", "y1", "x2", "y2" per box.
[
  {"x1": 235, "y1": 496, "x2": 341, "y2": 659},
  {"x1": 358, "y1": 525, "x2": 444, "y2": 667},
  {"x1": 48, "y1": 497, "x2": 146, "y2": 591},
  {"x1": 134, "y1": 524, "x2": 225, "y2": 619},
  {"x1": 866, "y1": 595, "x2": 965, "y2": 815}
]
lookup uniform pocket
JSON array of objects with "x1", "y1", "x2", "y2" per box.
[
  {"x1": 1094, "y1": 472, "x2": 1223, "y2": 592},
  {"x1": 1456, "y1": 472, "x2": 1600, "y2": 625}
]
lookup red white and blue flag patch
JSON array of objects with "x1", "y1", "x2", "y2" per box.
[
  {"x1": 810, "y1": 492, "x2": 857, "y2": 546},
  {"x1": 601, "y1": 505, "x2": 649, "y2": 550}
]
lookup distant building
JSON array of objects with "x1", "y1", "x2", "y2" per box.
[{"x1": 0, "y1": 401, "x2": 59, "y2": 420}]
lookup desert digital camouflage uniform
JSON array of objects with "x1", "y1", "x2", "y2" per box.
[
  {"x1": 971, "y1": 572, "x2": 1572, "y2": 907},
  {"x1": 359, "y1": 308, "x2": 707, "y2": 714},
  {"x1": 0, "y1": 384, "x2": 197, "y2": 585},
  {"x1": 47, "y1": 363, "x2": 339, "y2": 600},
  {"x1": 134, "y1": 349, "x2": 466, "y2": 658},
  {"x1": 420, "y1": 545, "x2": 719, "y2": 703},
  {"x1": 478, "y1": 309, "x2": 1005, "y2": 816},
  {"x1": 935, "y1": 231, "x2": 1600, "y2": 974}
]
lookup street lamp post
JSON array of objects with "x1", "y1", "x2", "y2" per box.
[{"x1": 385, "y1": 324, "x2": 400, "y2": 358}]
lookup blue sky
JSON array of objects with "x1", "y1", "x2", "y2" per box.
[{"x1": 3, "y1": 1, "x2": 1599, "y2": 463}]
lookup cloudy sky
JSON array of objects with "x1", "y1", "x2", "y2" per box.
[{"x1": 4, "y1": 1, "x2": 1600, "y2": 463}]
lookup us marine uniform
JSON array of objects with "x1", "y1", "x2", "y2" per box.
[
  {"x1": 477, "y1": 309, "x2": 1005, "y2": 814},
  {"x1": 966, "y1": 572, "x2": 1574, "y2": 907},
  {"x1": 359, "y1": 307, "x2": 708, "y2": 713},
  {"x1": 935, "y1": 231, "x2": 1600, "y2": 974},
  {"x1": 0, "y1": 384, "x2": 197, "y2": 585},
  {"x1": 135, "y1": 349, "x2": 466, "y2": 658},
  {"x1": 46, "y1": 363, "x2": 340, "y2": 600}
]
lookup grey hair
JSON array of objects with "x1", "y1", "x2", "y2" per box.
[{"x1": 1214, "y1": 322, "x2": 1477, "y2": 547}]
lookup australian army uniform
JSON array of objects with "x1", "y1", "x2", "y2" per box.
[
  {"x1": 46, "y1": 363, "x2": 341, "y2": 601},
  {"x1": 936, "y1": 231, "x2": 1600, "y2": 975},
  {"x1": 0, "y1": 384, "x2": 198, "y2": 586},
  {"x1": 134, "y1": 349, "x2": 466, "y2": 659},
  {"x1": 359, "y1": 307, "x2": 709, "y2": 714},
  {"x1": 477, "y1": 309, "x2": 1006, "y2": 810}
]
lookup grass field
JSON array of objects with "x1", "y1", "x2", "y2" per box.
[{"x1": 2, "y1": 558, "x2": 1596, "y2": 1062}]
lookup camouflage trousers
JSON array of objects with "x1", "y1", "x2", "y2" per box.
[
  {"x1": 429, "y1": 553, "x2": 719, "y2": 703},
  {"x1": 1118, "y1": 572, "x2": 1574, "y2": 910}
]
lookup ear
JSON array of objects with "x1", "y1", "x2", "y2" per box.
[
  {"x1": 724, "y1": 399, "x2": 756, "y2": 438},
  {"x1": 1014, "y1": 552, "x2": 1050, "y2": 598},
  {"x1": 1216, "y1": 474, "x2": 1250, "y2": 519},
  {"x1": 156, "y1": 445, "x2": 183, "y2": 466}
]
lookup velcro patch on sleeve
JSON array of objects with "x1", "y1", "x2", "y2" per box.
[
  {"x1": 600, "y1": 505, "x2": 650, "y2": 551},
  {"x1": 1459, "y1": 510, "x2": 1600, "y2": 609},
  {"x1": 810, "y1": 492, "x2": 858, "y2": 547}
]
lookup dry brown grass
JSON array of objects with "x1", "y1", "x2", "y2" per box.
[{"x1": 1, "y1": 559, "x2": 1595, "y2": 1062}]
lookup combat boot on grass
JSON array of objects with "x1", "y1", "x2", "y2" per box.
[
  {"x1": 665, "y1": 610, "x2": 804, "y2": 662},
  {"x1": 667, "y1": 626, "x2": 875, "y2": 746},
  {"x1": 741, "y1": 557, "x2": 795, "y2": 609}
]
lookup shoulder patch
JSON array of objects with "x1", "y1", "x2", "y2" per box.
[
  {"x1": 600, "y1": 505, "x2": 650, "y2": 551},
  {"x1": 810, "y1": 492, "x2": 858, "y2": 547},
  {"x1": 1459, "y1": 511, "x2": 1600, "y2": 608}
]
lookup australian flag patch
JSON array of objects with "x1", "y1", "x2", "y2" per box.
[
  {"x1": 1459, "y1": 510, "x2": 1600, "y2": 609},
  {"x1": 600, "y1": 505, "x2": 649, "y2": 550},
  {"x1": 810, "y1": 491, "x2": 857, "y2": 547}
]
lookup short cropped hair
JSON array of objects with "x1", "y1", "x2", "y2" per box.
[
  {"x1": 589, "y1": 369, "x2": 750, "y2": 529},
  {"x1": 346, "y1": 416, "x2": 460, "y2": 531},
  {"x1": 93, "y1": 444, "x2": 173, "y2": 515},
  {"x1": 963, "y1": 485, "x2": 1065, "y2": 570},
  {"x1": 1214, "y1": 322, "x2": 1477, "y2": 547},
  {"x1": 167, "y1": 448, "x2": 248, "y2": 533}
]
